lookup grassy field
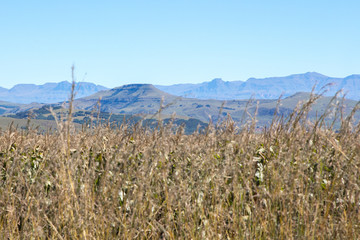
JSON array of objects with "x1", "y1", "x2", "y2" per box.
[
  {"x1": 0, "y1": 117, "x2": 67, "y2": 132},
  {"x1": 0, "y1": 93, "x2": 360, "y2": 239}
]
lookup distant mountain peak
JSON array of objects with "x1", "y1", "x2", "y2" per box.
[
  {"x1": 304, "y1": 71, "x2": 325, "y2": 76},
  {"x1": 302, "y1": 72, "x2": 328, "y2": 79},
  {"x1": 207, "y1": 78, "x2": 225, "y2": 88},
  {"x1": 83, "y1": 83, "x2": 175, "y2": 102},
  {"x1": 0, "y1": 81, "x2": 108, "y2": 104},
  {"x1": 73, "y1": 83, "x2": 179, "y2": 115},
  {"x1": 344, "y1": 74, "x2": 360, "y2": 79},
  {"x1": 210, "y1": 78, "x2": 224, "y2": 83},
  {"x1": 111, "y1": 84, "x2": 166, "y2": 96},
  {"x1": 59, "y1": 80, "x2": 71, "y2": 84},
  {"x1": 113, "y1": 83, "x2": 153, "y2": 89}
]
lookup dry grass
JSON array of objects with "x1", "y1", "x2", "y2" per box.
[{"x1": 1, "y1": 91, "x2": 360, "y2": 239}]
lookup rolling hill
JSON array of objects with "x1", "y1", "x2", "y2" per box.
[
  {"x1": 0, "y1": 100, "x2": 44, "y2": 115},
  {"x1": 72, "y1": 83, "x2": 253, "y2": 122}
]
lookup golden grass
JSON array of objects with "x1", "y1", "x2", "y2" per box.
[{"x1": 0, "y1": 89, "x2": 360, "y2": 239}]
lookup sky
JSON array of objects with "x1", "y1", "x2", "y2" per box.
[{"x1": 0, "y1": 0, "x2": 359, "y2": 89}]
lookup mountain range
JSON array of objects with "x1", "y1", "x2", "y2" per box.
[
  {"x1": 0, "y1": 81, "x2": 108, "y2": 104},
  {"x1": 1, "y1": 72, "x2": 359, "y2": 128},
  {"x1": 69, "y1": 83, "x2": 359, "y2": 125},
  {"x1": 156, "y1": 72, "x2": 360, "y2": 100},
  {"x1": 1, "y1": 72, "x2": 359, "y2": 105},
  {"x1": 1, "y1": 81, "x2": 359, "y2": 131}
]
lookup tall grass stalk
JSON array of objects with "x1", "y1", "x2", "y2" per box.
[{"x1": 0, "y1": 90, "x2": 360, "y2": 239}]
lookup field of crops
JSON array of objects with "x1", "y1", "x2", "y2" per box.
[{"x1": 1, "y1": 94, "x2": 360, "y2": 239}]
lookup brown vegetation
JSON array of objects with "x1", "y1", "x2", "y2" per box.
[{"x1": 1, "y1": 90, "x2": 360, "y2": 239}]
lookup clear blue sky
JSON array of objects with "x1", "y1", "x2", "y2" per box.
[{"x1": 0, "y1": 0, "x2": 359, "y2": 89}]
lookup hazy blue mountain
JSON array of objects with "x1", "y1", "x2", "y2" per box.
[
  {"x1": 2, "y1": 72, "x2": 359, "y2": 105},
  {"x1": 157, "y1": 72, "x2": 359, "y2": 100},
  {"x1": 0, "y1": 87, "x2": 7, "y2": 93},
  {"x1": 156, "y1": 78, "x2": 244, "y2": 100},
  {"x1": 155, "y1": 83, "x2": 196, "y2": 96},
  {"x1": 234, "y1": 72, "x2": 340, "y2": 99},
  {"x1": 338, "y1": 75, "x2": 360, "y2": 99},
  {"x1": 0, "y1": 81, "x2": 108, "y2": 104}
]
